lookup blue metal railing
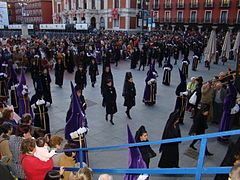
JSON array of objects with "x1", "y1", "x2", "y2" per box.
[{"x1": 54, "y1": 129, "x2": 240, "y2": 180}]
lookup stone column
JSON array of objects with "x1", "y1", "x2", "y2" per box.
[
  {"x1": 160, "y1": 24, "x2": 163, "y2": 31},
  {"x1": 126, "y1": 16, "x2": 130, "y2": 30},
  {"x1": 229, "y1": 26, "x2": 234, "y2": 33},
  {"x1": 198, "y1": 25, "x2": 203, "y2": 32}
]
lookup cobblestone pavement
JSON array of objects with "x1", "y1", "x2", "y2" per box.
[{"x1": 25, "y1": 56, "x2": 237, "y2": 180}]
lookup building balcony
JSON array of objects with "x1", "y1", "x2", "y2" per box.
[
  {"x1": 164, "y1": 18, "x2": 172, "y2": 23},
  {"x1": 173, "y1": 18, "x2": 185, "y2": 23},
  {"x1": 164, "y1": 3, "x2": 172, "y2": 9},
  {"x1": 220, "y1": 1, "x2": 230, "y2": 8},
  {"x1": 152, "y1": 4, "x2": 160, "y2": 10},
  {"x1": 176, "y1": 4, "x2": 185, "y2": 9},
  {"x1": 203, "y1": 18, "x2": 212, "y2": 24},
  {"x1": 204, "y1": 2, "x2": 214, "y2": 8},
  {"x1": 188, "y1": 18, "x2": 198, "y2": 23},
  {"x1": 189, "y1": 2, "x2": 199, "y2": 8}
]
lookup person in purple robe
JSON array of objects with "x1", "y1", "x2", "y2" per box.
[
  {"x1": 124, "y1": 125, "x2": 148, "y2": 180},
  {"x1": 143, "y1": 64, "x2": 157, "y2": 106},
  {"x1": 16, "y1": 69, "x2": 33, "y2": 118},
  {"x1": 174, "y1": 69, "x2": 188, "y2": 124},
  {"x1": 65, "y1": 82, "x2": 89, "y2": 165},
  {"x1": 7, "y1": 64, "x2": 19, "y2": 113},
  {"x1": 218, "y1": 81, "x2": 239, "y2": 143}
]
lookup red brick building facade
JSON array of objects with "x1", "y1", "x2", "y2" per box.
[
  {"x1": 149, "y1": 0, "x2": 240, "y2": 30},
  {"x1": 7, "y1": 0, "x2": 52, "y2": 25}
]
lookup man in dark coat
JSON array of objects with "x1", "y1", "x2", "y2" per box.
[
  {"x1": 101, "y1": 65, "x2": 113, "y2": 106},
  {"x1": 41, "y1": 68, "x2": 52, "y2": 104},
  {"x1": 162, "y1": 56, "x2": 173, "y2": 86},
  {"x1": 88, "y1": 59, "x2": 98, "y2": 87},
  {"x1": 122, "y1": 72, "x2": 136, "y2": 119}
]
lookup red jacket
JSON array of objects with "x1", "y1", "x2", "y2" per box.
[{"x1": 21, "y1": 154, "x2": 53, "y2": 180}]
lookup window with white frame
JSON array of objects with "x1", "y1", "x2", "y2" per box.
[
  {"x1": 191, "y1": 0, "x2": 198, "y2": 7},
  {"x1": 153, "y1": 11, "x2": 159, "y2": 22},
  {"x1": 57, "y1": 3, "x2": 61, "y2": 13},
  {"x1": 154, "y1": 0, "x2": 159, "y2": 9},
  {"x1": 178, "y1": 0, "x2": 184, "y2": 8},
  {"x1": 177, "y1": 11, "x2": 183, "y2": 22},
  {"x1": 76, "y1": 0, "x2": 79, "y2": 9},
  {"x1": 92, "y1": 0, "x2": 95, "y2": 9},
  {"x1": 165, "y1": 0, "x2": 171, "y2": 8},
  {"x1": 204, "y1": 10, "x2": 212, "y2": 23},
  {"x1": 205, "y1": 0, "x2": 213, "y2": 7},
  {"x1": 114, "y1": 0, "x2": 119, "y2": 8},
  {"x1": 220, "y1": 10, "x2": 228, "y2": 23},
  {"x1": 222, "y1": 0, "x2": 229, "y2": 6},
  {"x1": 164, "y1": 11, "x2": 171, "y2": 22},
  {"x1": 237, "y1": 10, "x2": 240, "y2": 24},
  {"x1": 114, "y1": 18, "x2": 119, "y2": 27},
  {"x1": 190, "y1": 10, "x2": 197, "y2": 23},
  {"x1": 68, "y1": 0, "x2": 71, "y2": 10}
]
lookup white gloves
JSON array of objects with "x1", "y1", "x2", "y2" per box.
[
  {"x1": 231, "y1": 104, "x2": 240, "y2": 115},
  {"x1": 36, "y1": 99, "x2": 45, "y2": 105},
  {"x1": 70, "y1": 127, "x2": 89, "y2": 139},
  {"x1": 137, "y1": 174, "x2": 149, "y2": 180},
  {"x1": 22, "y1": 89, "x2": 27, "y2": 95},
  {"x1": 148, "y1": 78, "x2": 156, "y2": 85},
  {"x1": 180, "y1": 91, "x2": 188, "y2": 96}
]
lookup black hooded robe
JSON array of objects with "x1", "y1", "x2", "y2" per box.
[{"x1": 55, "y1": 62, "x2": 65, "y2": 87}]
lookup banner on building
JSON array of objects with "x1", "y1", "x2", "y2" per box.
[
  {"x1": 75, "y1": 24, "x2": 88, "y2": 30},
  {"x1": 8, "y1": 24, "x2": 34, "y2": 29},
  {"x1": 112, "y1": 8, "x2": 118, "y2": 19},
  {"x1": 0, "y1": 2, "x2": 9, "y2": 25},
  {"x1": 40, "y1": 24, "x2": 66, "y2": 30}
]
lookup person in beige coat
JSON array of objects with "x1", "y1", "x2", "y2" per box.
[{"x1": 0, "y1": 123, "x2": 13, "y2": 165}]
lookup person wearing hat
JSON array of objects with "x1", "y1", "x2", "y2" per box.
[
  {"x1": 41, "y1": 68, "x2": 52, "y2": 105},
  {"x1": 192, "y1": 55, "x2": 199, "y2": 71},
  {"x1": 89, "y1": 58, "x2": 99, "y2": 88},
  {"x1": 162, "y1": 56, "x2": 173, "y2": 86},
  {"x1": 101, "y1": 65, "x2": 113, "y2": 106},
  {"x1": 189, "y1": 103, "x2": 213, "y2": 156},
  {"x1": 181, "y1": 56, "x2": 190, "y2": 79},
  {"x1": 122, "y1": 72, "x2": 136, "y2": 119},
  {"x1": 74, "y1": 65, "x2": 87, "y2": 93},
  {"x1": 55, "y1": 58, "x2": 65, "y2": 88},
  {"x1": 103, "y1": 79, "x2": 117, "y2": 125},
  {"x1": 158, "y1": 111, "x2": 181, "y2": 168},
  {"x1": 135, "y1": 126, "x2": 156, "y2": 168}
]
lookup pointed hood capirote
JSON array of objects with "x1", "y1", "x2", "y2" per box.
[
  {"x1": 20, "y1": 68, "x2": 26, "y2": 86},
  {"x1": 64, "y1": 82, "x2": 88, "y2": 140},
  {"x1": 123, "y1": 125, "x2": 147, "y2": 180},
  {"x1": 8, "y1": 64, "x2": 19, "y2": 89},
  {"x1": 175, "y1": 68, "x2": 187, "y2": 95}
]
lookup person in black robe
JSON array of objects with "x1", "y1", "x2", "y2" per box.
[
  {"x1": 130, "y1": 48, "x2": 139, "y2": 69},
  {"x1": 74, "y1": 65, "x2": 87, "y2": 93},
  {"x1": 138, "y1": 49, "x2": 147, "y2": 71},
  {"x1": 181, "y1": 56, "x2": 190, "y2": 79},
  {"x1": 0, "y1": 72, "x2": 8, "y2": 102},
  {"x1": 189, "y1": 103, "x2": 213, "y2": 156},
  {"x1": 158, "y1": 111, "x2": 181, "y2": 168},
  {"x1": 30, "y1": 60, "x2": 40, "y2": 90},
  {"x1": 101, "y1": 65, "x2": 113, "y2": 106},
  {"x1": 30, "y1": 90, "x2": 50, "y2": 133},
  {"x1": 88, "y1": 58, "x2": 99, "y2": 87},
  {"x1": 54, "y1": 58, "x2": 65, "y2": 88},
  {"x1": 103, "y1": 79, "x2": 117, "y2": 125},
  {"x1": 122, "y1": 72, "x2": 136, "y2": 119},
  {"x1": 173, "y1": 46, "x2": 179, "y2": 65},
  {"x1": 162, "y1": 56, "x2": 173, "y2": 86},
  {"x1": 174, "y1": 69, "x2": 188, "y2": 124},
  {"x1": 8, "y1": 64, "x2": 19, "y2": 113},
  {"x1": 135, "y1": 126, "x2": 156, "y2": 168},
  {"x1": 65, "y1": 50, "x2": 75, "y2": 73},
  {"x1": 214, "y1": 137, "x2": 240, "y2": 180},
  {"x1": 192, "y1": 55, "x2": 199, "y2": 71},
  {"x1": 41, "y1": 68, "x2": 52, "y2": 104}
]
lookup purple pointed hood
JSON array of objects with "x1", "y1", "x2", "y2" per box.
[
  {"x1": 7, "y1": 64, "x2": 19, "y2": 89},
  {"x1": 123, "y1": 125, "x2": 147, "y2": 180},
  {"x1": 20, "y1": 69, "x2": 26, "y2": 85},
  {"x1": 65, "y1": 82, "x2": 88, "y2": 140}
]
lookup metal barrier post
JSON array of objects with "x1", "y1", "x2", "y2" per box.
[
  {"x1": 79, "y1": 150, "x2": 83, "y2": 168},
  {"x1": 196, "y1": 138, "x2": 207, "y2": 180}
]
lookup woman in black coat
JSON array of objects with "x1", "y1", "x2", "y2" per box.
[
  {"x1": 101, "y1": 65, "x2": 113, "y2": 106},
  {"x1": 55, "y1": 58, "x2": 65, "y2": 88},
  {"x1": 189, "y1": 103, "x2": 213, "y2": 156},
  {"x1": 89, "y1": 59, "x2": 99, "y2": 87},
  {"x1": 135, "y1": 126, "x2": 156, "y2": 168},
  {"x1": 74, "y1": 65, "x2": 87, "y2": 93},
  {"x1": 41, "y1": 68, "x2": 52, "y2": 104},
  {"x1": 158, "y1": 111, "x2": 181, "y2": 168},
  {"x1": 103, "y1": 79, "x2": 117, "y2": 125},
  {"x1": 122, "y1": 72, "x2": 136, "y2": 119}
]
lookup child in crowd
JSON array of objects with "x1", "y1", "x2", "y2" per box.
[{"x1": 34, "y1": 137, "x2": 56, "y2": 162}]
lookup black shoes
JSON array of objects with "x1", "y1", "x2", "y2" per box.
[
  {"x1": 205, "y1": 151, "x2": 214, "y2": 156},
  {"x1": 105, "y1": 114, "x2": 108, "y2": 121},
  {"x1": 110, "y1": 120, "x2": 114, "y2": 125},
  {"x1": 190, "y1": 144, "x2": 197, "y2": 150}
]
